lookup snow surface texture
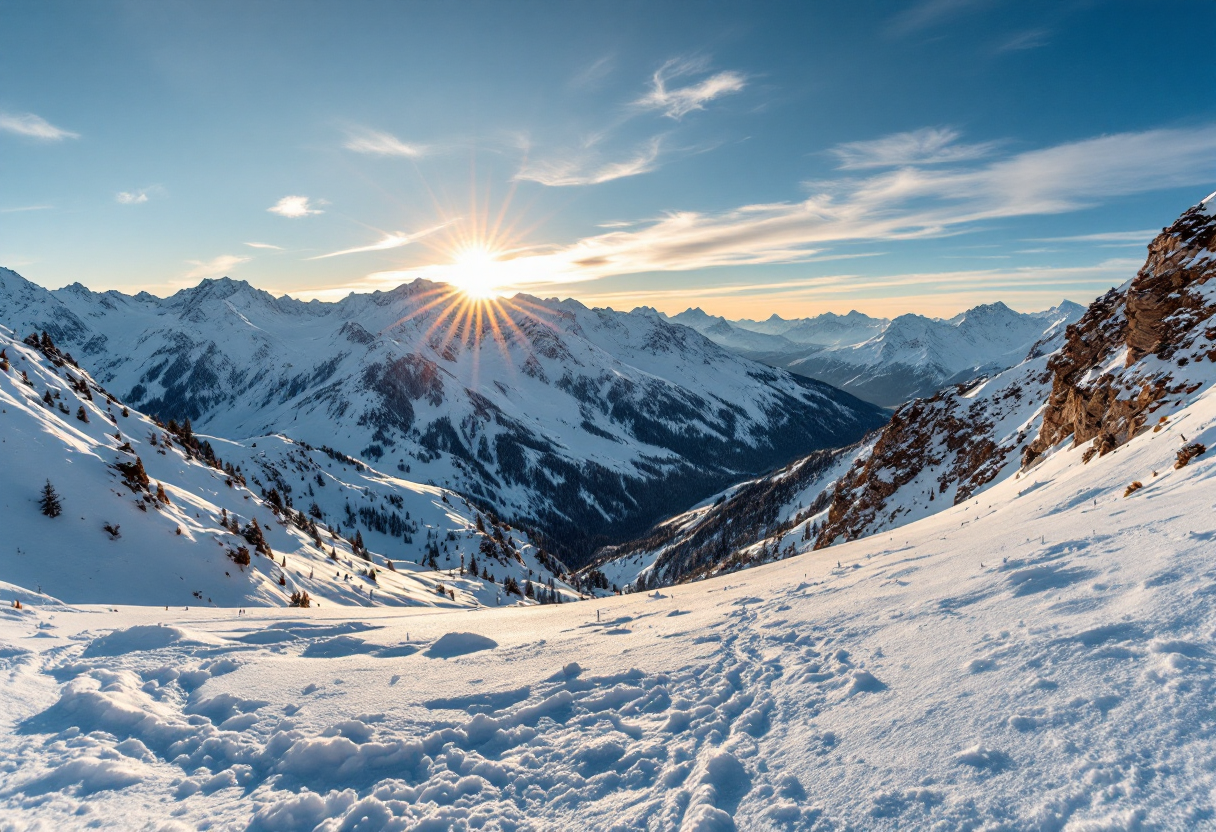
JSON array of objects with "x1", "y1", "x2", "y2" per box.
[
  {"x1": 4, "y1": 380, "x2": 1216, "y2": 827},
  {"x1": 671, "y1": 301, "x2": 1085, "y2": 408},
  {"x1": 0, "y1": 327, "x2": 577, "y2": 608},
  {"x1": 0, "y1": 271, "x2": 884, "y2": 562}
]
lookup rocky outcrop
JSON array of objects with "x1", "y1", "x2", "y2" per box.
[
  {"x1": 814, "y1": 362, "x2": 1046, "y2": 548},
  {"x1": 1024, "y1": 199, "x2": 1216, "y2": 466},
  {"x1": 814, "y1": 194, "x2": 1216, "y2": 549}
]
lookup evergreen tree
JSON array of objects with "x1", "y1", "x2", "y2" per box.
[{"x1": 39, "y1": 480, "x2": 62, "y2": 517}]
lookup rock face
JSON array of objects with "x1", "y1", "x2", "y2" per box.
[
  {"x1": 814, "y1": 360, "x2": 1049, "y2": 548},
  {"x1": 1025, "y1": 199, "x2": 1216, "y2": 465},
  {"x1": 818, "y1": 195, "x2": 1216, "y2": 548}
]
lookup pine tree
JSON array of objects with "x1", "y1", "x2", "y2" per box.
[
  {"x1": 42, "y1": 390, "x2": 53, "y2": 407},
  {"x1": 39, "y1": 480, "x2": 62, "y2": 517}
]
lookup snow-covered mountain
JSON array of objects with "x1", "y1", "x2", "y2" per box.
[
  {"x1": 734, "y1": 309, "x2": 890, "y2": 345},
  {"x1": 0, "y1": 326, "x2": 580, "y2": 608},
  {"x1": 0, "y1": 273, "x2": 886, "y2": 564},
  {"x1": 671, "y1": 301, "x2": 1086, "y2": 407},
  {"x1": 588, "y1": 196, "x2": 1215, "y2": 590}
]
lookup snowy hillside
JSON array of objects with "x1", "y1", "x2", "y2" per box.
[
  {"x1": 589, "y1": 197, "x2": 1214, "y2": 590},
  {"x1": 0, "y1": 327, "x2": 579, "y2": 609},
  {"x1": 672, "y1": 300, "x2": 1085, "y2": 407},
  {"x1": 0, "y1": 273, "x2": 885, "y2": 563},
  {"x1": 5, "y1": 260, "x2": 1216, "y2": 826}
]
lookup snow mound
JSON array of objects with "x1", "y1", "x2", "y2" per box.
[
  {"x1": 81, "y1": 624, "x2": 216, "y2": 657},
  {"x1": 425, "y1": 632, "x2": 498, "y2": 658}
]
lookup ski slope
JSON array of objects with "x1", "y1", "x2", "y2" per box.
[{"x1": 3, "y1": 350, "x2": 1216, "y2": 829}]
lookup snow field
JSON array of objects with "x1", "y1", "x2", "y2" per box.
[{"x1": 4, "y1": 366, "x2": 1216, "y2": 828}]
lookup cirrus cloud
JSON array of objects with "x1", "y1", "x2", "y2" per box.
[
  {"x1": 635, "y1": 58, "x2": 746, "y2": 119},
  {"x1": 830, "y1": 127, "x2": 998, "y2": 170},
  {"x1": 475, "y1": 124, "x2": 1216, "y2": 289},
  {"x1": 308, "y1": 219, "x2": 457, "y2": 260},
  {"x1": 515, "y1": 137, "x2": 663, "y2": 187},
  {"x1": 0, "y1": 112, "x2": 79, "y2": 141},
  {"x1": 344, "y1": 129, "x2": 426, "y2": 158}
]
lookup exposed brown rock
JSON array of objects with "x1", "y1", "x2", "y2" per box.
[
  {"x1": 1175, "y1": 442, "x2": 1206, "y2": 469},
  {"x1": 1024, "y1": 203, "x2": 1216, "y2": 467},
  {"x1": 816, "y1": 197, "x2": 1216, "y2": 550}
]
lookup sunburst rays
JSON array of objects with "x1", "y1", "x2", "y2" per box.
[{"x1": 374, "y1": 278, "x2": 568, "y2": 393}]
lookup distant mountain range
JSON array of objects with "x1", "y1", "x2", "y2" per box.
[
  {"x1": 666, "y1": 300, "x2": 1086, "y2": 407},
  {"x1": 0, "y1": 271, "x2": 885, "y2": 565}
]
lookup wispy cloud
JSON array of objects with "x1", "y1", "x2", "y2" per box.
[
  {"x1": 830, "y1": 127, "x2": 998, "y2": 170},
  {"x1": 467, "y1": 124, "x2": 1216, "y2": 287},
  {"x1": 997, "y1": 28, "x2": 1050, "y2": 52},
  {"x1": 344, "y1": 129, "x2": 425, "y2": 158},
  {"x1": 0, "y1": 204, "x2": 52, "y2": 213},
  {"x1": 515, "y1": 137, "x2": 663, "y2": 187},
  {"x1": 570, "y1": 54, "x2": 616, "y2": 89},
  {"x1": 0, "y1": 112, "x2": 79, "y2": 141},
  {"x1": 635, "y1": 58, "x2": 746, "y2": 119},
  {"x1": 1028, "y1": 230, "x2": 1158, "y2": 245},
  {"x1": 244, "y1": 242, "x2": 283, "y2": 250},
  {"x1": 307, "y1": 220, "x2": 456, "y2": 260},
  {"x1": 183, "y1": 254, "x2": 251, "y2": 280},
  {"x1": 885, "y1": 0, "x2": 986, "y2": 39},
  {"x1": 268, "y1": 195, "x2": 323, "y2": 218}
]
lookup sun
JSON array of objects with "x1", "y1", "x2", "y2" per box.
[{"x1": 447, "y1": 245, "x2": 508, "y2": 300}]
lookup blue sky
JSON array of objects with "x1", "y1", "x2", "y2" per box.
[{"x1": 2, "y1": 0, "x2": 1214, "y2": 317}]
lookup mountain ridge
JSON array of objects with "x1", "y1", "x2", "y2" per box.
[
  {"x1": 668, "y1": 297, "x2": 1087, "y2": 407},
  {"x1": 0, "y1": 270, "x2": 885, "y2": 566}
]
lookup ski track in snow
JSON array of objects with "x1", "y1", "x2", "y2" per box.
[{"x1": 4, "y1": 375, "x2": 1216, "y2": 829}]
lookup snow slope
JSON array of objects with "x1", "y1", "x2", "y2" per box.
[
  {"x1": 0, "y1": 327, "x2": 578, "y2": 609},
  {"x1": 0, "y1": 273, "x2": 885, "y2": 563},
  {"x1": 4, "y1": 333, "x2": 1216, "y2": 828}
]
